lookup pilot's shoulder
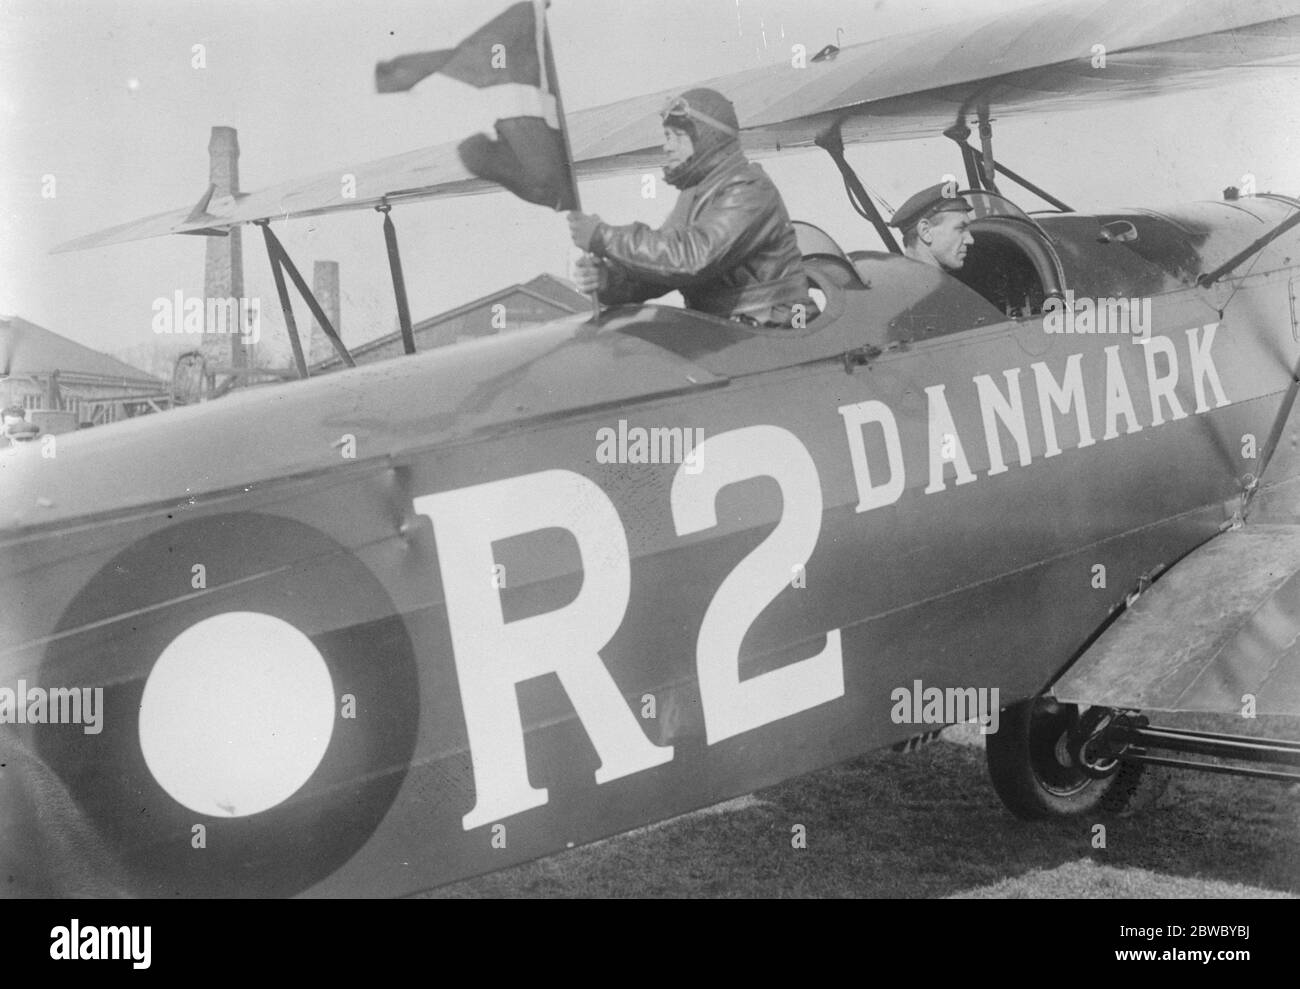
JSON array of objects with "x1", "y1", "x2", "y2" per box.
[
  {"x1": 714, "y1": 160, "x2": 778, "y2": 196},
  {"x1": 735, "y1": 159, "x2": 772, "y2": 182}
]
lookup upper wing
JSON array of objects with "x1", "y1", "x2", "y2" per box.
[
  {"x1": 54, "y1": 0, "x2": 1300, "y2": 253},
  {"x1": 1053, "y1": 524, "x2": 1300, "y2": 717}
]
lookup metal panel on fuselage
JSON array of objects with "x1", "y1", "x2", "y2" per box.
[
  {"x1": 6, "y1": 256, "x2": 1294, "y2": 897},
  {"x1": 315, "y1": 269, "x2": 1294, "y2": 894}
]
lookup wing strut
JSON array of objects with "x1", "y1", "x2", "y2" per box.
[
  {"x1": 1242, "y1": 326, "x2": 1300, "y2": 519},
  {"x1": 945, "y1": 120, "x2": 986, "y2": 192},
  {"x1": 977, "y1": 104, "x2": 998, "y2": 193},
  {"x1": 377, "y1": 204, "x2": 418, "y2": 356},
  {"x1": 943, "y1": 115, "x2": 1073, "y2": 212},
  {"x1": 1196, "y1": 196, "x2": 1300, "y2": 517},
  {"x1": 256, "y1": 221, "x2": 357, "y2": 378},
  {"x1": 815, "y1": 120, "x2": 901, "y2": 254},
  {"x1": 1197, "y1": 202, "x2": 1300, "y2": 288}
]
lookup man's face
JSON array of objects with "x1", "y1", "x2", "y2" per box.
[
  {"x1": 923, "y1": 210, "x2": 974, "y2": 270},
  {"x1": 663, "y1": 125, "x2": 694, "y2": 170}
]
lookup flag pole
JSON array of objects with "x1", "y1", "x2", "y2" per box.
[{"x1": 539, "y1": 1, "x2": 601, "y2": 324}]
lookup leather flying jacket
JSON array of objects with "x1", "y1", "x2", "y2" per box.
[{"x1": 588, "y1": 149, "x2": 812, "y2": 324}]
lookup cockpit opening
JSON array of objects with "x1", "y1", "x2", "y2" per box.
[
  {"x1": 941, "y1": 191, "x2": 1066, "y2": 317},
  {"x1": 794, "y1": 190, "x2": 1067, "y2": 324},
  {"x1": 953, "y1": 224, "x2": 1049, "y2": 318},
  {"x1": 791, "y1": 221, "x2": 863, "y2": 322}
]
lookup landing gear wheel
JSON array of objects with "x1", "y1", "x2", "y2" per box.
[{"x1": 986, "y1": 697, "x2": 1143, "y2": 820}]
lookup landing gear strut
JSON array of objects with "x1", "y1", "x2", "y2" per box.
[{"x1": 987, "y1": 696, "x2": 1300, "y2": 820}]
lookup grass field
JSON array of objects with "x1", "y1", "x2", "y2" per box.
[{"x1": 424, "y1": 715, "x2": 1300, "y2": 898}]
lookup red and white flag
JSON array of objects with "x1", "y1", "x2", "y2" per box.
[{"x1": 376, "y1": 1, "x2": 578, "y2": 211}]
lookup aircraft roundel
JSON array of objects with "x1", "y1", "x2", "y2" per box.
[
  {"x1": 34, "y1": 512, "x2": 420, "y2": 897},
  {"x1": 138, "y1": 611, "x2": 337, "y2": 818}
]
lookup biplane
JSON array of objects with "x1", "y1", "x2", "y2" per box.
[{"x1": 4, "y1": 0, "x2": 1300, "y2": 897}]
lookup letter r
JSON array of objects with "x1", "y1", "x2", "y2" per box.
[{"x1": 414, "y1": 470, "x2": 673, "y2": 830}]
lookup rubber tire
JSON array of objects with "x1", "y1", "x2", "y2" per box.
[{"x1": 986, "y1": 697, "x2": 1143, "y2": 820}]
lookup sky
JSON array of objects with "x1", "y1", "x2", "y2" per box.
[{"x1": 2, "y1": 0, "x2": 1300, "y2": 364}]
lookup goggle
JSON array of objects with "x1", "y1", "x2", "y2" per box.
[{"x1": 659, "y1": 95, "x2": 739, "y2": 137}]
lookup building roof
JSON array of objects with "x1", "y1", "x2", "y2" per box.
[
  {"x1": 313, "y1": 273, "x2": 589, "y2": 372},
  {"x1": 1, "y1": 315, "x2": 163, "y2": 386}
]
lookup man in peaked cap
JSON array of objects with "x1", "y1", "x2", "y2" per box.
[
  {"x1": 566, "y1": 87, "x2": 813, "y2": 328},
  {"x1": 890, "y1": 183, "x2": 975, "y2": 273}
]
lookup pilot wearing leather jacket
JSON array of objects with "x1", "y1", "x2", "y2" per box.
[{"x1": 567, "y1": 88, "x2": 813, "y2": 328}]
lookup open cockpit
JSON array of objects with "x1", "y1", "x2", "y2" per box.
[{"x1": 793, "y1": 188, "x2": 1067, "y2": 332}]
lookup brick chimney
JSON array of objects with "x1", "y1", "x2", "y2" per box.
[
  {"x1": 310, "y1": 261, "x2": 341, "y2": 366},
  {"x1": 202, "y1": 126, "x2": 247, "y2": 369}
]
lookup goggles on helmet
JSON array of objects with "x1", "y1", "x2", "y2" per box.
[{"x1": 659, "y1": 95, "x2": 739, "y2": 137}]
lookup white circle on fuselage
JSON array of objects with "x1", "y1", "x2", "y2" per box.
[{"x1": 139, "y1": 611, "x2": 335, "y2": 817}]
